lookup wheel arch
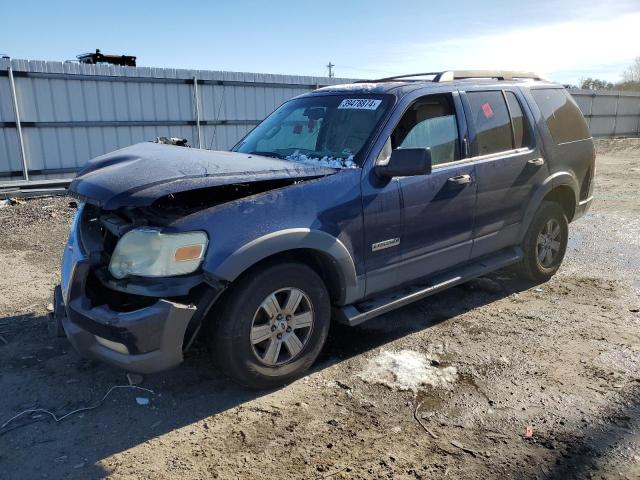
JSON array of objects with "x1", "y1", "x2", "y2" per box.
[
  {"x1": 543, "y1": 184, "x2": 577, "y2": 222},
  {"x1": 520, "y1": 173, "x2": 579, "y2": 241},
  {"x1": 212, "y1": 229, "x2": 362, "y2": 306}
]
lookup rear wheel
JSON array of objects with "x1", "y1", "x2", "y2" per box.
[
  {"x1": 209, "y1": 262, "x2": 331, "y2": 389},
  {"x1": 514, "y1": 201, "x2": 568, "y2": 283}
]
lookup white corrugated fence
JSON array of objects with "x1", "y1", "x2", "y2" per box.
[{"x1": 1, "y1": 59, "x2": 639, "y2": 182}]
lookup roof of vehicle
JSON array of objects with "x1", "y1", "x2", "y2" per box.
[{"x1": 308, "y1": 70, "x2": 562, "y2": 97}]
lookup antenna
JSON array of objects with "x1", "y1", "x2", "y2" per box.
[{"x1": 326, "y1": 61, "x2": 334, "y2": 78}]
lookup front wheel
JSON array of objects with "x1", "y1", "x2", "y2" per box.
[
  {"x1": 514, "y1": 201, "x2": 569, "y2": 283},
  {"x1": 209, "y1": 262, "x2": 331, "y2": 389}
]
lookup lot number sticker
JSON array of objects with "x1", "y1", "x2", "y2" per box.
[{"x1": 338, "y1": 99, "x2": 382, "y2": 110}]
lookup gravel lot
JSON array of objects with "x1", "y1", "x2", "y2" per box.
[{"x1": 0, "y1": 139, "x2": 639, "y2": 480}]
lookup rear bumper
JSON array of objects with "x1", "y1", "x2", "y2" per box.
[
  {"x1": 57, "y1": 221, "x2": 216, "y2": 374},
  {"x1": 573, "y1": 195, "x2": 593, "y2": 221}
]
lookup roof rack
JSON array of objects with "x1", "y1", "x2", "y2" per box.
[{"x1": 365, "y1": 70, "x2": 544, "y2": 83}]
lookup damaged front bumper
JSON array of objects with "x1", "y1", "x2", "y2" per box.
[{"x1": 57, "y1": 214, "x2": 221, "y2": 374}]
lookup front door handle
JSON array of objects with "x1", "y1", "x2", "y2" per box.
[
  {"x1": 528, "y1": 157, "x2": 545, "y2": 166},
  {"x1": 447, "y1": 174, "x2": 472, "y2": 185}
]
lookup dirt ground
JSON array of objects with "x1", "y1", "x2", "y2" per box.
[{"x1": 1, "y1": 139, "x2": 639, "y2": 480}]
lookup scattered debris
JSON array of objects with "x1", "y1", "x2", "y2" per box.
[
  {"x1": 0, "y1": 197, "x2": 22, "y2": 208},
  {"x1": 450, "y1": 440, "x2": 477, "y2": 457},
  {"x1": 414, "y1": 401, "x2": 439, "y2": 439},
  {"x1": 525, "y1": 425, "x2": 534, "y2": 438},
  {"x1": 335, "y1": 380, "x2": 352, "y2": 390},
  {"x1": 322, "y1": 466, "x2": 349, "y2": 478},
  {"x1": 586, "y1": 385, "x2": 608, "y2": 394},
  {"x1": 0, "y1": 385, "x2": 155, "y2": 434},
  {"x1": 153, "y1": 136, "x2": 190, "y2": 147},
  {"x1": 359, "y1": 350, "x2": 457, "y2": 392}
]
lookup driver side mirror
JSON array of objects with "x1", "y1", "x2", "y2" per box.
[{"x1": 376, "y1": 148, "x2": 432, "y2": 178}]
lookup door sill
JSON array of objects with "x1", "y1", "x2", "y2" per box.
[{"x1": 335, "y1": 247, "x2": 522, "y2": 327}]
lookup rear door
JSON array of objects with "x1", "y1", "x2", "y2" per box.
[{"x1": 460, "y1": 88, "x2": 548, "y2": 258}]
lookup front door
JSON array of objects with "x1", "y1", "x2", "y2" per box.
[{"x1": 363, "y1": 92, "x2": 477, "y2": 296}]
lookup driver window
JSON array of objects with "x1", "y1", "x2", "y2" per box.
[{"x1": 391, "y1": 94, "x2": 460, "y2": 166}]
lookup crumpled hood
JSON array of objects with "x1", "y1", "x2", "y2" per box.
[{"x1": 69, "y1": 142, "x2": 337, "y2": 209}]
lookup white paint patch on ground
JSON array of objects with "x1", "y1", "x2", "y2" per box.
[{"x1": 359, "y1": 350, "x2": 457, "y2": 392}]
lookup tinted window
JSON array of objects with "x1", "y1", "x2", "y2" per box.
[
  {"x1": 505, "y1": 91, "x2": 531, "y2": 148},
  {"x1": 392, "y1": 94, "x2": 459, "y2": 166},
  {"x1": 531, "y1": 88, "x2": 590, "y2": 144},
  {"x1": 467, "y1": 91, "x2": 512, "y2": 155}
]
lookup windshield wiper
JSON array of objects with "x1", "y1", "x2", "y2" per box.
[{"x1": 247, "y1": 151, "x2": 285, "y2": 159}]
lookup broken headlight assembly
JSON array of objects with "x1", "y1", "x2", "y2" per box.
[{"x1": 109, "y1": 229, "x2": 208, "y2": 279}]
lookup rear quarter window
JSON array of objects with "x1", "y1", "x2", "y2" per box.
[{"x1": 530, "y1": 88, "x2": 590, "y2": 145}]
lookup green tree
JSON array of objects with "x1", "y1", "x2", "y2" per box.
[
  {"x1": 579, "y1": 77, "x2": 613, "y2": 90},
  {"x1": 618, "y1": 57, "x2": 640, "y2": 91}
]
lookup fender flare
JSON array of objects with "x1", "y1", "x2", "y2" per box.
[
  {"x1": 212, "y1": 228, "x2": 361, "y2": 305},
  {"x1": 519, "y1": 172, "x2": 580, "y2": 241}
]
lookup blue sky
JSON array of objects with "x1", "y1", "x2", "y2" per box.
[{"x1": 1, "y1": 0, "x2": 638, "y2": 84}]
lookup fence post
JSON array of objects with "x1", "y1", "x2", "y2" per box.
[
  {"x1": 636, "y1": 96, "x2": 640, "y2": 137},
  {"x1": 612, "y1": 92, "x2": 620, "y2": 138},
  {"x1": 192, "y1": 76, "x2": 202, "y2": 149},
  {"x1": 7, "y1": 59, "x2": 29, "y2": 180}
]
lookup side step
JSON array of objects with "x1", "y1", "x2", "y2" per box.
[{"x1": 336, "y1": 247, "x2": 523, "y2": 327}]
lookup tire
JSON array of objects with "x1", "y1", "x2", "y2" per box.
[
  {"x1": 209, "y1": 261, "x2": 331, "y2": 389},
  {"x1": 514, "y1": 201, "x2": 569, "y2": 283}
]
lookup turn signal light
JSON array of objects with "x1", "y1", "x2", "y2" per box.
[{"x1": 174, "y1": 244, "x2": 204, "y2": 262}]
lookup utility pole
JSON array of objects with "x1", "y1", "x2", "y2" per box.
[{"x1": 326, "y1": 61, "x2": 334, "y2": 78}]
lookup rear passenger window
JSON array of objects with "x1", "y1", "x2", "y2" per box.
[
  {"x1": 504, "y1": 91, "x2": 531, "y2": 149},
  {"x1": 531, "y1": 88, "x2": 590, "y2": 144},
  {"x1": 466, "y1": 91, "x2": 512, "y2": 155}
]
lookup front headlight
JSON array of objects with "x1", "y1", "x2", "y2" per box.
[{"x1": 109, "y1": 228, "x2": 208, "y2": 279}]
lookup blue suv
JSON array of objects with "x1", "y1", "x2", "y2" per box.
[{"x1": 53, "y1": 70, "x2": 595, "y2": 388}]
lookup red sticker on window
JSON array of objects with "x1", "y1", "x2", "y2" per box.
[
  {"x1": 481, "y1": 102, "x2": 494, "y2": 119},
  {"x1": 293, "y1": 123, "x2": 302, "y2": 134}
]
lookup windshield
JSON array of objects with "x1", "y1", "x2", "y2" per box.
[{"x1": 233, "y1": 94, "x2": 393, "y2": 167}]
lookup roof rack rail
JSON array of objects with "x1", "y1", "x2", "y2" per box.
[{"x1": 364, "y1": 70, "x2": 544, "y2": 83}]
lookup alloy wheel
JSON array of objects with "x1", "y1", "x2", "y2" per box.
[
  {"x1": 536, "y1": 218, "x2": 561, "y2": 268},
  {"x1": 250, "y1": 287, "x2": 314, "y2": 366}
]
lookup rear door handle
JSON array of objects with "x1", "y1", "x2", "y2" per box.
[
  {"x1": 447, "y1": 174, "x2": 472, "y2": 185},
  {"x1": 528, "y1": 157, "x2": 545, "y2": 166}
]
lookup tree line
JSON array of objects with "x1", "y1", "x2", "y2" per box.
[{"x1": 578, "y1": 57, "x2": 640, "y2": 91}]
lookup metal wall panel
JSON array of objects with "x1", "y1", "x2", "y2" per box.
[
  {"x1": 569, "y1": 89, "x2": 640, "y2": 137},
  {"x1": 0, "y1": 58, "x2": 346, "y2": 180},
  {"x1": 2, "y1": 59, "x2": 639, "y2": 182}
]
